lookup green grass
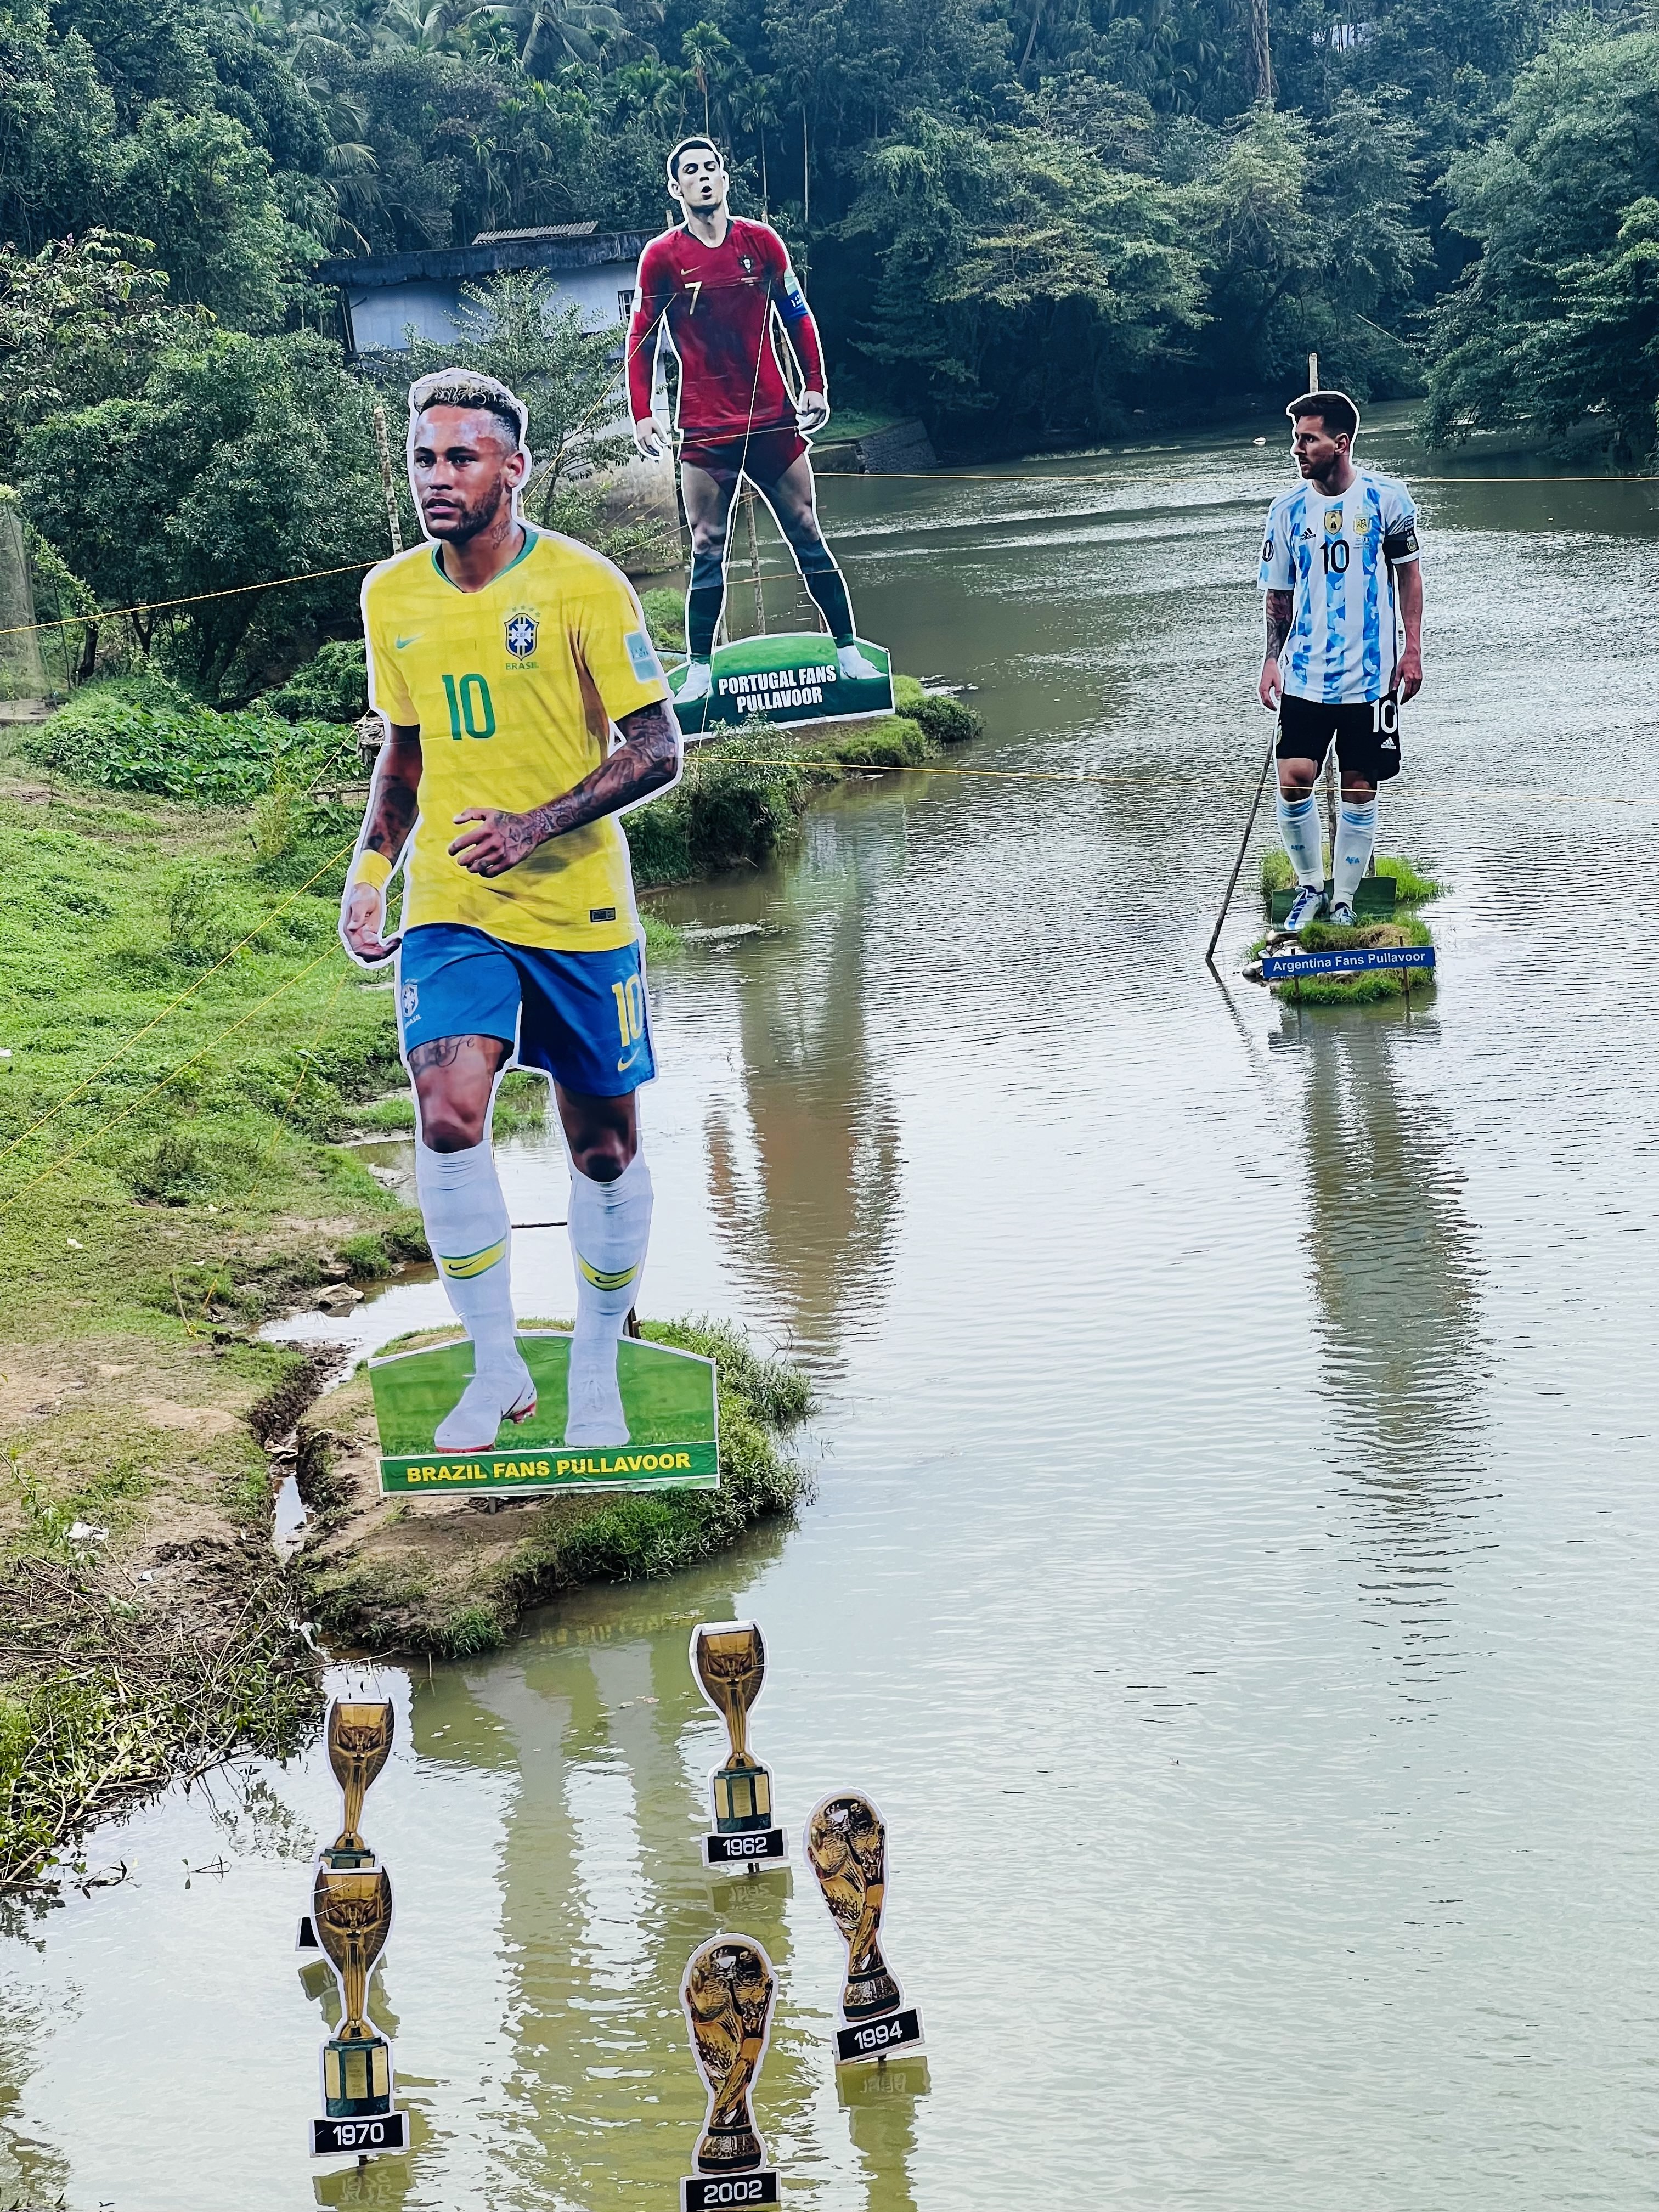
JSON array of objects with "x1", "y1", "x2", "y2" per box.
[{"x1": 1249, "y1": 911, "x2": 1437, "y2": 1005}]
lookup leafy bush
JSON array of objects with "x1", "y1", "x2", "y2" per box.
[
  {"x1": 910, "y1": 692, "x2": 981, "y2": 747},
  {"x1": 25, "y1": 685, "x2": 354, "y2": 805},
  {"x1": 825, "y1": 715, "x2": 930, "y2": 768},
  {"x1": 627, "y1": 729, "x2": 810, "y2": 885},
  {"x1": 259, "y1": 639, "x2": 369, "y2": 724}
]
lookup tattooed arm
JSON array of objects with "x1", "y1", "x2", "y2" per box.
[
  {"x1": 447, "y1": 698, "x2": 683, "y2": 878},
  {"x1": 340, "y1": 725, "x2": 422, "y2": 963},
  {"x1": 1259, "y1": 590, "x2": 1293, "y2": 710}
]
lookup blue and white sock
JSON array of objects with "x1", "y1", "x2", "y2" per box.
[
  {"x1": 414, "y1": 1136, "x2": 518, "y2": 1375},
  {"x1": 1276, "y1": 791, "x2": 1324, "y2": 888},
  {"x1": 1333, "y1": 798, "x2": 1379, "y2": 909},
  {"x1": 569, "y1": 1151, "x2": 653, "y2": 1358}
]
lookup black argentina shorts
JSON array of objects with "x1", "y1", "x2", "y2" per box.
[{"x1": 1276, "y1": 692, "x2": 1403, "y2": 785}]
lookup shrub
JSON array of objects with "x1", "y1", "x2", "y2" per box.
[
  {"x1": 910, "y1": 692, "x2": 981, "y2": 747},
  {"x1": 827, "y1": 715, "x2": 929, "y2": 768},
  {"x1": 259, "y1": 640, "x2": 370, "y2": 725},
  {"x1": 25, "y1": 685, "x2": 355, "y2": 805},
  {"x1": 628, "y1": 729, "x2": 810, "y2": 885}
]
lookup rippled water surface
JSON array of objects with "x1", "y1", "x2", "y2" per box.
[{"x1": 5, "y1": 415, "x2": 1659, "y2": 2211}]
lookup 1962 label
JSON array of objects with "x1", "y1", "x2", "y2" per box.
[
  {"x1": 834, "y1": 2008, "x2": 923, "y2": 2064},
  {"x1": 311, "y1": 2113, "x2": 408, "y2": 2157},
  {"x1": 681, "y1": 2170, "x2": 780, "y2": 2209},
  {"x1": 703, "y1": 1827, "x2": 787, "y2": 1867}
]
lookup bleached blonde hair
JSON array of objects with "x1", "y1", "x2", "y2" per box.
[{"x1": 407, "y1": 369, "x2": 529, "y2": 450}]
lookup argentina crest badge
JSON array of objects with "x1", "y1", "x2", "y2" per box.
[{"x1": 504, "y1": 607, "x2": 538, "y2": 662}]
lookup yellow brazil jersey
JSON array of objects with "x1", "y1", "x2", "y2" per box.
[{"x1": 361, "y1": 526, "x2": 670, "y2": 952}]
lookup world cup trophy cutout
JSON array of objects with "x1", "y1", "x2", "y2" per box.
[
  {"x1": 804, "y1": 1792, "x2": 924, "y2": 2064},
  {"x1": 298, "y1": 1698, "x2": 409, "y2": 2158},
  {"x1": 323, "y1": 1700, "x2": 396, "y2": 1869},
  {"x1": 693, "y1": 1620, "x2": 787, "y2": 1870},
  {"x1": 679, "y1": 1934, "x2": 781, "y2": 2209}
]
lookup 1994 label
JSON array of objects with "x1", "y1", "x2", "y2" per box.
[
  {"x1": 311, "y1": 2113, "x2": 408, "y2": 2157},
  {"x1": 681, "y1": 2171, "x2": 780, "y2": 2209},
  {"x1": 703, "y1": 1827, "x2": 787, "y2": 1867},
  {"x1": 834, "y1": 2008, "x2": 923, "y2": 2064}
]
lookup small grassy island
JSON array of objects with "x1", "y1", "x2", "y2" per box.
[{"x1": 1253, "y1": 850, "x2": 1444, "y2": 1005}]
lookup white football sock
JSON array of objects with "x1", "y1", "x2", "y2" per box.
[
  {"x1": 568, "y1": 1152, "x2": 652, "y2": 1356},
  {"x1": 414, "y1": 1137, "x2": 518, "y2": 1375},
  {"x1": 1276, "y1": 791, "x2": 1324, "y2": 888},
  {"x1": 1333, "y1": 798, "x2": 1379, "y2": 908}
]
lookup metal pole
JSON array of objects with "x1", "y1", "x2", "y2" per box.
[
  {"x1": 1205, "y1": 720, "x2": 1279, "y2": 970},
  {"x1": 373, "y1": 405, "x2": 403, "y2": 554}
]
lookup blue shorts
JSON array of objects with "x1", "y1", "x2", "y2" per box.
[{"x1": 396, "y1": 924, "x2": 657, "y2": 1098}]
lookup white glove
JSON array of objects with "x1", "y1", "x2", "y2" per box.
[
  {"x1": 633, "y1": 416, "x2": 667, "y2": 461},
  {"x1": 795, "y1": 391, "x2": 830, "y2": 436}
]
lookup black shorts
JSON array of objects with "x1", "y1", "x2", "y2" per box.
[{"x1": 1276, "y1": 692, "x2": 1403, "y2": 784}]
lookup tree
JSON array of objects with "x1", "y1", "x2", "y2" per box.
[
  {"x1": 836, "y1": 111, "x2": 1207, "y2": 443},
  {"x1": 20, "y1": 329, "x2": 386, "y2": 690},
  {"x1": 1425, "y1": 27, "x2": 1659, "y2": 459},
  {"x1": 0, "y1": 231, "x2": 208, "y2": 466}
]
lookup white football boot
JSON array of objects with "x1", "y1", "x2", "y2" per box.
[
  {"x1": 678, "y1": 658, "x2": 713, "y2": 703},
  {"x1": 1284, "y1": 885, "x2": 1328, "y2": 934},
  {"x1": 836, "y1": 643, "x2": 884, "y2": 681},
  {"x1": 434, "y1": 1353, "x2": 536, "y2": 1453}
]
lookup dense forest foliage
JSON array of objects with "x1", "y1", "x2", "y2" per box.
[{"x1": 0, "y1": 0, "x2": 1652, "y2": 691}]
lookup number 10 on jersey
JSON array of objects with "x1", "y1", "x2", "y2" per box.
[{"x1": 441, "y1": 672, "x2": 496, "y2": 739}]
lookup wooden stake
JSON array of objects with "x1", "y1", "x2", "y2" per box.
[
  {"x1": 1205, "y1": 719, "x2": 1279, "y2": 970},
  {"x1": 1307, "y1": 351, "x2": 1319, "y2": 390}
]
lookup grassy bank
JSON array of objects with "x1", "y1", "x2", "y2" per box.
[
  {"x1": 1255, "y1": 851, "x2": 1444, "y2": 1005},
  {"x1": 298, "y1": 1318, "x2": 811, "y2": 1655}
]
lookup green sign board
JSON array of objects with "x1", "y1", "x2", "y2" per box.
[
  {"x1": 369, "y1": 1330, "x2": 719, "y2": 1496},
  {"x1": 668, "y1": 631, "x2": 894, "y2": 736}
]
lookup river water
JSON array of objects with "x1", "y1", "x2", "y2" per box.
[{"x1": 5, "y1": 414, "x2": 1659, "y2": 2211}]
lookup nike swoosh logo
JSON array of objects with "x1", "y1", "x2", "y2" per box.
[
  {"x1": 395, "y1": 634, "x2": 420, "y2": 650},
  {"x1": 616, "y1": 1051, "x2": 643, "y2": 1074}
]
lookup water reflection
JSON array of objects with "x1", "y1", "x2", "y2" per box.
[
  {"x1": 1279, "y1": 1004, "x2": 1489, "y2": 1694},
  {"x1": 666, "y1": 796, "x2": 909, "y2": 1374}
]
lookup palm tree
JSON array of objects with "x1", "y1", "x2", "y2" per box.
[
  {"x1": 733, "y1": 74, "x2": 780, "y2": 213},
  {"x1": 486, "y1": 0, "x2": 624, "y2": 72}
]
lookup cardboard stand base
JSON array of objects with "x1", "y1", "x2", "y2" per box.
[
  {"x1": 369, "y1": 1329, "x2": 719, "y2": 1497},
  {"x1": 681, "y1": 2171, "x2": 780, "y2": 2210},
  {"x1": 668, "y1": 633, "x2": 894, "y2": 737}
]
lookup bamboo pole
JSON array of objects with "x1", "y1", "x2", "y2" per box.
[{"x1": 1205, "y1": 720, "x2": 1280, "y2": 970}]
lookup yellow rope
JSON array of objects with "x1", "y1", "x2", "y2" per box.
[{"x1": 690, "y1": 751, "x2": 1659, "y2": 809}]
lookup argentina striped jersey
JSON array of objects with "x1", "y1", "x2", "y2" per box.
[{"x1": 1257, "y1": 469, "x2": 1420, "y2": 704}]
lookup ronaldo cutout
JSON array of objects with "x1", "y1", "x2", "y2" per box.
[{"x1": 626, "y1": 136, "x2": 883, "y2": 706}]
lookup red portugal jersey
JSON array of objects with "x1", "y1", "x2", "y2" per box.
[{"x1": 625, "y1": 217, "x2": 827, "y2": 442}]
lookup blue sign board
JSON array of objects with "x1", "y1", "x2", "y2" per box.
[{"x1": 1261, "y1": 945, "x2": 1437, "y2": 981}]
